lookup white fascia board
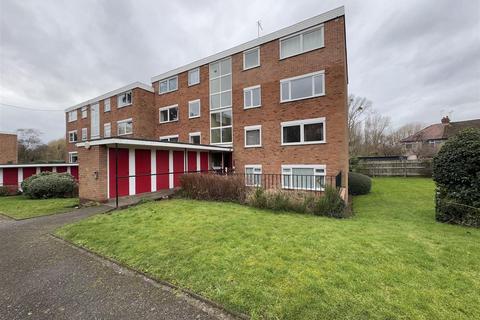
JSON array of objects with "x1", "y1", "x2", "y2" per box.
[
  {"x1": 65, "y1": 82, "x2": 154, "y2": 112},
  {"x1": 76, "y1": 138, "x2": 233, "y2": 152},
  {"x1": 151, "y1": 6, "x2": 344, "y2": 83},
  {"x1": 0, "y1": 163, "x2": 79, "y2": 168},
  {"x1": 0, "y1": 131, "x2": 17, "y2": 135}
]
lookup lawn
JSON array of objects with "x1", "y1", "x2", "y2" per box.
[
  {"x1": 56, "y1": 178, "x2": 480, "y2": 319},
  {"x1": 0, "y1": 195, "x2": 79, "y2": 219}
]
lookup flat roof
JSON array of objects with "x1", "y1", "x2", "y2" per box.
[
  {"x1": 151, "y1": 6, "x2": 344, "y2": 82},
  {"x1": 76, "y1": 137, "x2": 233, "y2": 152},
  {"x1": 0, "y1": 163, "x2": 78, "y2": 168},
  {"x1": 0, "y1": 131, "x2": 17, "y2": 136},
  {"x1": 65, "y1": 82, "x2": 154, "y2": 112}
]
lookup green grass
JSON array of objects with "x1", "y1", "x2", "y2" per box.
[
  {"x1": 56, "y1": 178, "x2": 480, "y2": 319},
  {"x1": 0, "y1": 195, "x2": 79, "y2": 219}
]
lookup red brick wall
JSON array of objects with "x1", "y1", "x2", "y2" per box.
[
  {"x1": 0, "y1": 133, "x2": 18, "y2": 164},
  {"x1": 78, "y1": 145, "x2": 108, "y2": 203}
]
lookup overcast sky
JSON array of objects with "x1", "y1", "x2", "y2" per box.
[{"x1": 0, "y1": 0, "x2": 479, "y2": 142}]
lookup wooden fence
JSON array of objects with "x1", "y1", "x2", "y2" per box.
[{"x1": 355, "y1": 160, "x2": 432, "y2": 177}]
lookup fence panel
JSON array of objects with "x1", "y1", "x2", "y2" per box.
[{"x1": 355, "y1": 160, "x2": 432, "y2": 177}]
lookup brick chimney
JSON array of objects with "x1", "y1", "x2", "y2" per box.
[{"x1": 441, "y1": 116, "x2": 450, "y2": 125}]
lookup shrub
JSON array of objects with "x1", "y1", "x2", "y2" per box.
[
  {"x1": 0, "y1": 186, "x2": 9, "y2": 196},
  {"x1": 23, "y1": 172, "x2": 77, "y2": 199},
  {"x1": 433, "y1": 128, "x2": 480, "y2": 227},
  {"x1": 348, "y1": 172, "x2": 372, "y2": 195},
  {"x1": 180, "y1": 173, "x2": 246, "y2": 202},
  {"x1": 21, "y1": 171, "x2": 52, "y2": 194},
  {"x1": 312, "y1": 186, "x2": 348, "y2": 218}
]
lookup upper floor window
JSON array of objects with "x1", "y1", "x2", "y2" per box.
[
  {"x1": 209, "y1": 58, "x2": 232, "y2": 110},
  {"x1": 243, "y1": 47, "x2": 260, "y2": 70},
  {"x1": 117, "y1": 118, "x2": 133, "y2": 136},
  {"x1": 188, "y1": 68, "x2": 200, "y2": 86},
  {"x1": 159, "y1": 76, "x2": 178, "y2": 94},
  {"x1": 104, "y1": 98, "x2": 111, "y2": 112},
  {"x1": 69, "y1": 152, "x2": 78, "y2": 164},
  {"x1": 104, "y1": 123, "x2": 111, "y2": 138},
  {"x1": 280, "y1": 25, "x2": 324, "y2": 59},
  {"x1": 188, "y1": 99, "x2": 201, "y2": 118},
  {"x1": 280, "y1": 71, "x2": 325, "y2": 103},
  {"x1": 159, "y1": 105, "x2": 179, "y2": 123},
  {"x1": 210, "y1": 109, "x2": 232, "y2": 144},
  {"x1": 244, "y1": 125, "x2": 262, "y2": 148},
  {"x1": 118, "y1": 91, "x2": 132, "y2": 108},
  {"x1": 68, "y1": 110, "x2": 77, "y2": 122},
  {"x1": 68, "y1": 130, "x2": 77, "y2": 143},
  {"x1": 81, "y1": 106, "x2": 88, "y2": 119},
  {"x1": 159, "y1": 135, "x2": 179, "y2": 142},
  {"x1": 81, "y1": 128, "x2": 88, "y2": 141},
  {"x1": 281, "y1": 117, "x2": 325, "y2": 146},
  {"x1": 244, "y1": 85, "x2": 261, "y2": 109},
  {"x1": 189, "y1": 132, "x2": 201, "y2": 144}
]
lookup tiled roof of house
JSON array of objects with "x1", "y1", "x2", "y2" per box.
[{"x1": 401, "y1": 118, "x2": 480, "y2": 143}]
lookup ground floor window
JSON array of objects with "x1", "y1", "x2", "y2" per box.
[
  {"x1": 245, "y1": 165, "x2": 262, "y2": 187},
  {"x1": 68, "y1": 152, "x2": 78, "y2": 163},
  {"x1": 281, "y1": 165, "x2": 325, "y2": 190},
  {"x1": 189, "y1": 132, "x2": 201, "y2": 144}
]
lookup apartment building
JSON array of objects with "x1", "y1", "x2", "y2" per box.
[{"x1": 66, "y1": 6, "x2": 348, "y2": 202}]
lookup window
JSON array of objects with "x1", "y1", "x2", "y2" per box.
[
  {"x1": 81, "y1": 106, "x2": 88, "y2": 118},
  {"x1": 68, "y1": 152, "x2": 78, "y2": 164},
  {"x1": 282, "y1": 165, "x2": 326, "y2": 191},
  {"x1": 244, "y1": 125, "x2": 261, "y2": 148},
  {"x1": 81, "y1": 128, "x2": 88, "y2": 141},
  {"x1": 188, "y1": 99, "x2": 201, "y2": 118},
  {"x1": 243, "y1": 47, "x2": 260, "y2": 70},
  {"x1": 244, "y1": 85, "x2": 261, "y2": 109},
  {"x1": 104, "y1": 123, "x2": 111, "y2": 138},
  {"x1": 104, "y1": 98, "x2": 111, "y2": 112},
  {"x1": 159, "y1": 76, "x2": 178, "y2": 94},
  {"x1": 281, "y1": 118, "x2": 325, "y2": 145},
  {"x1": 210, "y1": 109, "x2": 232, "y2": 144},
  {"x1": 188, "y1": 68, "x2": 200, "y2": 86},
  {"x1": 280, "y1": 25, "x2": 324, "y2": 59},
  {"x1": 245, "y1": 165, "x2": 262, "y2": 187},
  {"x1": 280, "y1": 71, "x2": 325, "y2": 102},
  {"x1": 209, "y1": 57, "x2": 232, "y2": 110},
  {"x1": 68, "y1": 110, "x2": 77, "y2": 122},
  {"x1": 189, "y1": 132, "x2": 201, "y2": 144},
  {"x1": 159, "y1": 105, "x2": 179, "y2": 123},
  {"x1": 68, "y1": 130, "x2": 77, "y2": 143},
  {"x1": 118, "y1": 91, "x2": 132, "y2": 108},
  {"x1": 159, "y1": 135, "x2": 179, "y2": 142},
  {"x1": 117, "y1": 118, "x2": 133, "y2": 136}
]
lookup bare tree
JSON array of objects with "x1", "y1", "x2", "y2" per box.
[{"x1": 348, "y1": 94, "x2": 371, "y2": 156}]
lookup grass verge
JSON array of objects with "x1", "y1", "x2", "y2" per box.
[{"x1": 0, "y1": 195, "x2": 78, "y2": 219}]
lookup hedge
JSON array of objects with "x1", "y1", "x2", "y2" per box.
[
  {"x1": 22, "y1": 172, "x2": 77, "y2": 199},
  {"x1": 348, "y1": 172, "x2": 372, "y2": 195}
]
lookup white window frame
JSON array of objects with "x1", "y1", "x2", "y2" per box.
[
  {"x1": 104, "y1": 122, "x2": 111, "y2": 138},
  {"x1": 281, "y1": 164, "x2": 326, "y2": 191},
  {"x1": 210, "y1": 109, "x2": 233, "y2": 145},
  {"x1": 244, "y1": 125, "x2": 262, "y2": 148},
  {"x1": 189, "y1": 132, "x2": 201, "y2": 144},
  {"x1": 68, "y1": 130, "x2": 77, "y2": 143},
  {"x1": 281, "y1": 117, "x2": 326, "y2": 146},
  {"x1": 68, "y1": 110, "x2": 77, "y2": 122},
  {"x1": 280, "y1": 70, "x2": 325, "y2": 103},
  {"x1": 209, "y1": 57, "x2": 232, "y2": 111},
  {"x1": 159, "y1": 76, "x2": 178, "y2": 94},
  {"x1": 117, "y1": 118, "x2": 133, "y2": 136},
  {"x1": 81, "y1": 128, "x2": 88, "y2": 141},
  {"x1": 243, "y1": 47, "x2": 260, "y2": 70},
  {"x1": 81, "y1": 106, "x2": 88, "y2": 119},
  {"x1": 188, "y1": 99, "x2": 201, "y2": 119},
  {"x1": 159, "y1": 134, "x2": 179, "y2": 142},
  {"x1": 68, "y1": 152, "x2": 78, "y2": 164},
  {"x1": 279, "y1": 25, "x2": 324, "y2": 59},
  {"x1": 243, "y1": 85, "x2": 262, "y2": 109},
  {"x1": 188, "y1": 68, "x2": 200, "y2": 86},
  {"x1": 117, "y1": 91, "x2": 132, "y2": 108},
  {"x1": 104, "y1": 98, "x2": 111, "y2": 112},
  {"x1": 245, "y1": 165, "x2": 262, "y2": 187},
  {"x1": 159, "y1": 104, "x2": 179, "y2": 123}
]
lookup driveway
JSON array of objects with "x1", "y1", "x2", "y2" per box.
[{"x1": 0, "y1": 207, "x2": 233, "y2": 320}]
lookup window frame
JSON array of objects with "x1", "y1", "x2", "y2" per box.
[
  {"x1": 281, "y1": 117, "x2": 326, "y2": 146},
  {"x1": 243, "y1": 85, "x2": 262, "y2": 109},
  {"x1": 279, "y1": 25, "x2": 324, "y2": 60},
  {"x1": 189, "y1": 132, "x2": 201, "y2": 144},
  {"x1": 104, "y1": 122, "x2": 111, "y2": 138},
  {"x1": 280, "y1": 70, "x2": 325, "y2": 103},
  {"x1": 68, "y1": 110, "x2": 77, "y2": 122},
  {"x1": 209, "y1": 57, "x2": 232, "y2": 111},
  {"x1": 245, "y1": 164, "x2": 262, "y2": 187},
  {"x1": 244, "y1": 125, "x2": 262, "y2": 148},
  {"x1": 159, "y1": 76, "x2": 178, "y2": 94},
  {"x1": 68, "y1": 130, "x2": 77, "y2": 143},
  {"x1": 281, "y1": 164, "x2": 326, "y2": 191},
  {"x1": 68, "y1": 152, "x2": 78, "y2": 164},
  {"x1": 159, "y1": 134, "x2": 179, "y2": 142},
  {"x1": 81, "y1": 128, "x2": 88, "y2": 141},
  {"x1": 159, "y1": 104, "x2": 179, "y2": 123},
  {"x1": 243, "y1": 47, "x2": 260, "y2": 70},
  {"x1": 210, "y1": 109, "x2": 233, "y2": 145},
  {"x1": 117, "y1": 118, "x2": 133, "y2": 136},
  {"x1": 81, "y1": 106, "x2": 88, "y2": 119},
  {"x1": 188, "y1": 99, "x2": 201, "y2": 119},
  {"x1": 188, "y1": 68, "x2": 200, "y2": 86},
  {"x1": 104, "y1": 98, "x2": 111, "y2": 112},
  {"x1": 117, "y1": 91, "x2": 133, "y2": 108}
]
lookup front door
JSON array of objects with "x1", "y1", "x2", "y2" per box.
[{"x1": 90, "y1": 103, "x2": 100, "y2": 139}]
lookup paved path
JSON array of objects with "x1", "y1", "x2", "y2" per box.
[{"x1": 0, "y1": 207, "x2": 232, "y2": 320}]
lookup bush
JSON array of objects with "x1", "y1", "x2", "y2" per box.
[
  {"x1": 21, "y1": 171, "x2": 51, "y2": 194},
  {"x1": 433, "y1": 128, "x2": 480, "y2": 227},
  {"x1": 348, "y1": 172, "x2": 372, "y2": 195},
  {"x1": 23, "y1": 172, "x2": 77, "y2": 199},
  {"x1": 0, "y1": 186, "x2": 9, "y2": 196},
  {"x1": 180, "y1": 173, "x2": 246, "y2": 202},
  {"x1": 312, "y1": 186, "x2": 348, "y2": 218}
]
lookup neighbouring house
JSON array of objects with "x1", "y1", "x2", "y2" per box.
[
  {"x1": 401, "y1": 116, "x2": 480, "y2": 159},
  {"x1": 64, "y1": 6, "x2": 349, "y2": 203},
  {"x1": 0, "y1": 132, "x2": 18, "y2": 164}
]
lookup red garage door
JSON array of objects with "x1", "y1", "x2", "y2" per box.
[
  {"x1": 188, "y1": 151, "x2": 197, "y2": 172},
  {"x1": 23, "y1": 167, "x2": 37, "y2": 180},
  {"x1": 56, "y1": 166, "x2": 68, "y2": 173},
  {"x1": 70, "y1": 166, "x2": 79, "y2": 180},
  {"x1": 135, "y1": 149, "x2": 151, "y2": 195},
  {"x1": 109, "y1": 148, "x2": 129, "y2": 198},
  {"x1": 3, "y1": 168, "x2": 18, "y2": 187},
  {"x1": 173, "y1": 151, "x2": 184, "y2": 187},
  {"x1": 200, "y1": 152, "x2": 209, "y2": 172},
  {"x1": 156, "y1": 150, "x2": 169, "y2": 190}
]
